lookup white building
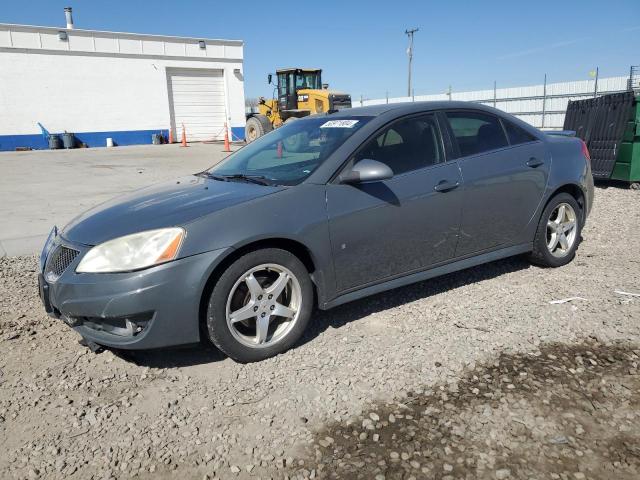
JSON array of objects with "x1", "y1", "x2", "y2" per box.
[{"x1": 0, "y1": 9, "x2": 246, "y2": 151}]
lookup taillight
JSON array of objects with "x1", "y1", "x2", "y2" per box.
[{"x1": 580, "y1": 139, "x2": 591, "y2": 161}]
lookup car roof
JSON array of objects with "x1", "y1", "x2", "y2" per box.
[{"x1": 330, "y1": 101, "x2": 505, "y2": 118}]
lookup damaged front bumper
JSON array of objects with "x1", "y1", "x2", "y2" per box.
[{"x1": 38, "y1": 234, "x2": 228, "y2": 350}]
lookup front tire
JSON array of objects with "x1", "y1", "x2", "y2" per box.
[
  {"x1": 529, "y1": 193, "x2": 582, "y2": 267},
  {"x1": 206, "y1": 249, "x2": 313, "y2": 363}
]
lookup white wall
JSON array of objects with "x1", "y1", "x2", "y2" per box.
[
  {"x1": 0, "y1": 51, "x2": 245, "y2": 135},
  {"x1": 0, "y1": 24, "x2": 245, "y2": 143}
]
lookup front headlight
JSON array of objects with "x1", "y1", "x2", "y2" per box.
[
  {"x1": 76, "y1": 228, "x2": 185, "y2": 273},
  {"x1": 40, "y1": 225, "x2": 58, "y2": 269}
]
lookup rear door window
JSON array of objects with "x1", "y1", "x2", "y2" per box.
[
  {"x1": 445, "y1": 111, "x2": 508, "y2": 157},
  {"x1": 502, "y1": 119, "x2": 538, "y2": 145},
  {"x1": 355, "y1": 114, "x2": 443, "y2": 175}
]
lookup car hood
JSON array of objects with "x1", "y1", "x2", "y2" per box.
[{"x1": 62, "y1": 175, "x2": 284, "y2": 245}]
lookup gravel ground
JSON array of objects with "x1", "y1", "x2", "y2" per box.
[
  {"x1": 0, "y1": 185, "x2": 639, "y2": 480},
  {"x1": 303, "y1": 341, "x2": 640, "y2": 480}
]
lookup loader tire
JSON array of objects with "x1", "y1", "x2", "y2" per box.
[{"x1": 245, "y1": 115, "x2": 272, "y2": 143}]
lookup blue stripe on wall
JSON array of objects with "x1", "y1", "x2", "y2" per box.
[
  {"x1": 231, "y1": 127, "x2": 245, "y2": 141},
  {"x1": 0, "y1": 127, "x2": 250, "y2": 152},
  {"x1": 0, "y1": 129, "x2": 169, "y2": 152},
  {"x1": 0, "y1": 134, "x2": 49, "y2": 151},
  {"x1": 75, "y1": 130, "x2": 169, "y2": 148}
]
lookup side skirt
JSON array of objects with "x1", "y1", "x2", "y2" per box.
[{"x1": 320, "y1": 243, "x2": 532, "y2": 310}]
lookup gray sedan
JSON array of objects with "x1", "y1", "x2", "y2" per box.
[{"x1": 38, "y1": 102, "x2": 594, "y2": 362}]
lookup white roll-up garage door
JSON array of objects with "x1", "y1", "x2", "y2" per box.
[{"x1": 168, "y1": 68, "x2": 226, "y2": 142}]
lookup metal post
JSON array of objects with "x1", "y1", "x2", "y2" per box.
[
  {"x1": 541, "y1": 74, "x2": 547, "y2": 129},
  {"x1": 386, "y1": 91, "x2": 389, "y2": 104},
  {"x1": 593, "y1": 66, "x2": 599, "y2": 98},
  {"x1": 447, "y1": 85, "x2": 452, "y2": 101},
  {"x1": 412, "y1": 88, "x2": 415, "y2": 102},
  {"x1": 493, "y1": 81, "x2": 497, "y2": 108},
  {"x1": 405, "y1": 28, "x2": 418, "y2": 97},
  {"x1": 360, "y1": 94, "x2": 363, "y2": 107}
]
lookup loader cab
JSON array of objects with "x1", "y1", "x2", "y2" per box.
[{"x1": 275, "y1": 68, "x2": 322, "y2": 111}]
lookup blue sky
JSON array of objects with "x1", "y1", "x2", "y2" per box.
[{"x1": 3, "y1": 0, "x2": 638, "y2": 99}]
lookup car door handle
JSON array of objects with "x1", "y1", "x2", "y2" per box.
[
  {"x1": 526, "y1": 157, "x2": 544, "y2": 168},
  {"x1": 434, "y1": 180, "x2": 460, "y2": 192}
]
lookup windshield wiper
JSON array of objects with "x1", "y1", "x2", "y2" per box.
[
  {"x1": 216, "y1": 173, "x2": 272, "y2": 186},
  {"x1": 197, "y1": 172, "x2": 228, "y2": 182},
  {"x1": 198, "y1": 171, "x2": 270, "y2": 185}
]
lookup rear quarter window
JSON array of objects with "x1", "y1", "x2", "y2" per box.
[{"x1": 502, "y1": 120, "x2": 538, "y2": 145}]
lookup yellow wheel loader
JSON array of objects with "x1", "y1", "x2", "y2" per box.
[{"x1": 245, "y1": 68, "x2": 351, "y2": 143}]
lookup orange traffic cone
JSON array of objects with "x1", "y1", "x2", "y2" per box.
[
  {"x1": 223, "y1": 123, "x2": 231, "y2": 152},
  {"x1": 168, "y1": 128, "x2": 174, "y2": 144},
  {"x1": 277, "y1": 141, "x2": 283, "y2": 158},
  {"x1": 180, "y1": 124, "x2": 188, "y2": 147}
]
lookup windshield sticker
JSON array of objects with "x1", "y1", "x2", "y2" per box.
[{"x1": 320, "y1": 120, "x2": 359, "y2": 129}]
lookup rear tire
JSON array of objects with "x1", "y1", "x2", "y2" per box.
[
  {"x1": 206, "y1": 248, "x2": 313, "y2": 363},
  {"x1": 245, "y1": 115, "x2": 272, "y2": 143},
  {"x1": 528, "y1": 193, "x2": 582, "y2": 268}
]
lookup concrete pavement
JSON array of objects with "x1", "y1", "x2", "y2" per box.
[{"x1": 0, "y1": 142, "x2": 237, "y2": 256}]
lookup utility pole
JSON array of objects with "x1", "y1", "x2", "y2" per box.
[
  {"x1": 493, "y1": 81, "x2": 497, "y2": 108},
  {"x1": 405, "y1": 28, "x2": 419, "y2": 97},
  {"x1": 541, "y1": 74, "x2": 547, "y2": 129}
]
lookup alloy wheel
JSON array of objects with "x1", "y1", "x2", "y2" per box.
[
  {"x1": 546, "y1": 202, "x2": 578, "y2": 258},
  {"x1": 225, "y1": 264, "x2": 302, "y2": 348}
]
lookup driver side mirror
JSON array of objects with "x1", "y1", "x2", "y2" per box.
[
  {"x1": 339, "y1": 159, "x2": 394, "y2": 184},
  {"x1": 267, "y1": 74, "x2": 273, "y2": 85}
]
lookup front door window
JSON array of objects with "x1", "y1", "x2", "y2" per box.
[{"x1": 354, "y1": 114, "x2": 443, "y2": 175}]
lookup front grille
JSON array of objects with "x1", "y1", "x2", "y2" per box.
[{"x1": 45, "y1": 246, "x2": 79, "y2": 279}]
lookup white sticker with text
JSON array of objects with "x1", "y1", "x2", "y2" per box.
[{"x1": 320, "y1": 120, "x2": 359, "y2": 128}]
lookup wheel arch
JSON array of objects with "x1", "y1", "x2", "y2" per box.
[
  {"x1": 197, "y1": 237, "x2": 319, "y2": 339},
  {"x1": 547, "y1": 183, "x2": 586, "y2": 222}
]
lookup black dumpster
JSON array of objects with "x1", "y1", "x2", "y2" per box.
[{"x1": 563, "y1": 91, "x2": 635, "y2": 179}]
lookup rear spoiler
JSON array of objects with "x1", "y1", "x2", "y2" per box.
[{"x1": 546, "y1": 130, "x2": 576, "y2": 137}]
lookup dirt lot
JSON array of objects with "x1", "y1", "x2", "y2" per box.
[{"x1": 0, "y1": 185, "x2": 639, "y2": 480}]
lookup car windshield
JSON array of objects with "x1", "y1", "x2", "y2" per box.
[{"x1": 206, "y1": 116, "x2": 372, "y2": 186}]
